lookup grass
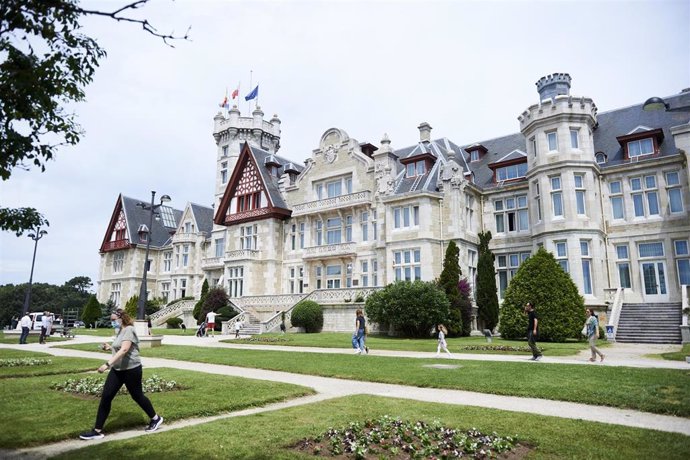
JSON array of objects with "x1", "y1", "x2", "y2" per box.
[
  {"x1": 658, "y1": 343, "x2": 690, "y2": 361},
  {"x1": 226, "y1": 332, "x2": 596, "y2": 356},
  {"x1": 0, "y1": 332, "x2": 68, "y2": 344},
  {"x1": 0, "y1": 349, "x2": 102, "y2": 378},
  {"x1": 59, "y1": 343, "x2": 690, "y2": 416},
  {"x1": 0, "y1": 365, "x2": 313, "y2": 448},
  {"x1": 55, "y1": 395, "x2": 690, "y2": 460},
  {"x1": 73, "y1": 327, "x2": 192, "y2": 337}
]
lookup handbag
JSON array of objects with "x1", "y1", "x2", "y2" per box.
[{"x1": 581, "y1": 324, "x2": 588, "y2": 336}]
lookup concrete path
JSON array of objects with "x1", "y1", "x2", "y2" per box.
[{"x1": 1, "y1": 336, "x2": 688, "y2": 459}]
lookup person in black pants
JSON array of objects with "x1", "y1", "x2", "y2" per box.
[
  {"x1": 525, "y1": 302, "x2": 542, "y2": 361},
  {"x1": 80, "y1": 309, "x2": 163, "y2": 440}
]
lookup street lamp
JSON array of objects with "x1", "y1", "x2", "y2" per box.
[
  {"x1": 643, "y1": 96, "x2": 690, "y2": 112},
  {"x1": 22, "y1": 227, "x2": 48, "y2": 316},
  {"x1": 136, "y1": 191, "x2": 171, "y2": 324}
]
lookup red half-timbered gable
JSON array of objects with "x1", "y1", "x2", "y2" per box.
[
  {"x1": 100, "y1": 195, "x2": 135, "y2": 253},
  {"x1": 214, "y1": 143, "x2": 291, "y2": 226}
]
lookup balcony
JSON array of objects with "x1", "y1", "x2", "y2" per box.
[
  {"x1": 102, "y1": 239, "x2": 131, "y2": 252},
  {"x1": 201, "y1": 257, "x2": 224, "y2": 269},
  {"x1": 303, "y1": 242, "x2": 356, "y2": 260},
  {"x1": 226, "y1": 249, "x2": 260, "y2": 261},
  {"x1": 172, "y1": 232, "x2": 200, "y2": 243},
  {"x1": 291, "y1": 190, "x2": 372, "y2": 216}
]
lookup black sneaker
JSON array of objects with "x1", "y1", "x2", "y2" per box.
[
  {"x1": 365, "y1": 346, "x2": 369, "y2": 354},
  {"x1": 79, "y1": 429, "x2": 104, "y2": 440},
  {"x1": 145, "y1": 416, "x2": 164, "y2": 432}
]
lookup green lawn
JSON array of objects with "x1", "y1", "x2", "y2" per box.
[
  {"x1": 55, "y1": 395, "x2": 690, "y2": 460},
  {"x1": 73, "y1": 327, "x2": 191, "y2": 337},
  {"x1": 227, "y1": 332, "x2": 596, "y2": 356},
  {"x1": 0, "y1": 364, "x2": 313, "y2": 448},
  {"x1": 658, "y1": 343, "x2": 690, "y2": 361},
  {"x1": 0, "y1": 348, "x2": 102, "y2": 378},
  {"x1": 59, "y1": 343, "x2": 690, "y2": 416},
  {"x1": 0, "y1": 332, "x2": 69, "y2": 344}
]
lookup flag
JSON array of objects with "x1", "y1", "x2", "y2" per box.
[
  {"x1": 244, "y1": 85, "x2": 259, "y2": 101},
  {"x1": 219, "y1": 90, "x2": 229, "y2": 109},
  {"x1": 231, "y1": 87, "x2": 239, "y2": 100}
]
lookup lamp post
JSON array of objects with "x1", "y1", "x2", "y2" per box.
[
  {"x1": 22, "y1": 227, "x2": 48, "y2": 316},
  {"x1": 136, "y1": 191, "x2": 171, "y2": 324},
  {"x1": 643, "y1": 96, "x2": 690, "y2": 112}
]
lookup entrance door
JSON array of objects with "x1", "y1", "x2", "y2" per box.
[{"x1": 640, "y1": 261, "x2": 669, "y2": 302}]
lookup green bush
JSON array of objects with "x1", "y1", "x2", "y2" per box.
[
  {"x1": 166, "y1": 317, "x2": 183, "y2": 329},
  {"x1": 365, "y1": 281, "x2": 450, "y2": 338},
  {"x1": 81, "y1": 295, "x2": 101, "y2": 328},
  {"x1": 291, "y1": 300, "x2": 323, "y2": 333},
  {"x1": 477, "y1": 231, "x2": 499, "y2": 331},
  {"x1": 438, "y1": 241, "x2": 462, "y2": 336},
  {"x1": 193, "y1": 280, "x2": 210, "y2": 324},
  {"x1": 498, "y1": 247, "x2": 586, "y2": 342}
]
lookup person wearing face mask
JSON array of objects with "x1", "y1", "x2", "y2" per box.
[{"x1": 80, "y1": 308, "x2": 163, "y2": 440}]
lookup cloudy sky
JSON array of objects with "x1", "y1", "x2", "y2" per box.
[{"x1": 1, "y1": 0, "x2": 689, "y2": 289}]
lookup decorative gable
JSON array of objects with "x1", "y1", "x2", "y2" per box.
[
  {"x1": 214, "y1": 143, "x2": 291, "y2": 226},
  {"x1": 100, "y1": 195, "x2": 134, "y2": 253}
]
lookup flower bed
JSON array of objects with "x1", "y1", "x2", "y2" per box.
[
  {"x1": 51, "y1": 374, "x2": 180, "y2": 396},
  {"x1": 292, "y1": 415, "x2": 526, "y2": 459},
  {"x1": 0, "y1": 358, "x2": 52, "y2": 367}
]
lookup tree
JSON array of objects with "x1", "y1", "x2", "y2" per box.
[
  {"x1": 64, "y1": 276, "x2": 92, "y2": 294},
  {"x1": 365, "y1": 281, "x2": 450, "y2": 338},
  {"x1": 123, "y1": 294, "x2": 157, "y2": 318},
  {"x1": 438, "y1": 241, "x2": 462, "y2": 336},
  {"x1": 291, "y1": 300, "x2": 323, "y2": 333},
  {"x1": 81, "y1": 295, "x2": 101, "y2": 328},
  {"x1": 476, "y1": 231, "x2": 499, "y2": 332},
  {"x1": 499, "y1": 248, "x2": 586, "y2": 342},
  {"x1": 458, "y1": 277, "x2": 473, "y2": 336},
  {"x1": 201, "y1": 288, "x2": 229, "y2": 327},
  {"x1": 0, "y1": 0, "x2": 189, "y2": 235},
  {"x1": 193, "y1": 279, "x2": 210, "y2": 323}
]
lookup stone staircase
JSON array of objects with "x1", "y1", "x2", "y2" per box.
[
  {"x1": 238, "y1": 315, "x2": 262, "y2": 335},
  {"x1": 615, "y1": 303, "x2": 682, "y2": 344}
]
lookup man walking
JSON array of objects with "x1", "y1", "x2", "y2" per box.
[
  {"x1": 39, "y1": 311, "x2": 53, "y2": 344},
  {"x1": 19, "y1": 313, "x2": 31, "y2": 344},
  {"x1": 525, "y1": 302, "x2": 542, "y2": 361},
  {"x1": 205, "y1": 310, "x2": 217, "y2": 337}
]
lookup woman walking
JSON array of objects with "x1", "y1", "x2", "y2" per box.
[
  {"x1": 435, "y1": 324, "x2": 452, "y2": 357},
  {"x1": 80, "y1": 308, "x2": 163, "y2": 440},
  {"x1": 585, "y1": 308, "x2": 605, "y2": 363},
  {"x1": 352, "y1": 309, "x2": 368, "y2": 354}
]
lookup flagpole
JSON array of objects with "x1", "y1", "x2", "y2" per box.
[{"x1": 248, "y1": 70, "x2": 253, "y2": 112}]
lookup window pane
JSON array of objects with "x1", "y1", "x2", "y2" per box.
[
  {"x1": 559, "y1": 260, "x2": 569, "y2": 273},
  {"x1": 639, "y1": 242, "x2": 664, "y2": 257},
  {"x1": 632, "y1": 194, "x2": 644, "y2": 217},
  {"x1": 631, "y1": 178, "x2": 641, "y2": 191},
  {"x1": 616, "y1": 245, "x2": 629, "y2": 259},
  {"x1": 576, "y1": 191, "x2": 585, "y2": 214},
  {"x1": 414, "y1": 250, "x2": 421, "y2": 263},
  {"x1": 494, "y1": 200, "x2": 504, "y2": 211},
  {"x1": 618, "y1": 263, "x2": 631, "y2": 288},
  {"x1": 612, "y1": 197, "x2": 624, "y2": 219},
  {"x1": 518, "y1": 209, "x2": 529, "y2": 231},
  {"x1": 678, "y1": 260, "x2": 690, "y2": 285},
  {"x1": 669, "y1": 189, "x2": 683, "y2": 213},
  {"x1": 640, "y1": 138, "x2": 653, "y2": 154},
  {"x1": 582, "y1": 260, "x2": 592, "y2": 294},
  {"x1": 551, "y1": 177, "x2": 561, "y2": 190},
  {"x1": 580, "y1": 241, "x2": 589, "y2": 256},
  {"x1": 574, "y1": 175, "x2": 583, "y2": 188},
  {"x1": 552, "y1": 193, "x2": 563, "y2": 216},
  {"x1": 547, "y1": 132, "x2": 557, "y2": 150},
  {"x1": 570, "y1": 130, "x2": 579, "y2": 148},
  {"x1": 518, "y1": 195, "x2": 527, "y2": 207},
  {"x1": 647, "y1": 192, "x2": 659, "y2": 215},
  {"x1": 495, "y1": 215, "x2": 504, "y2": 233},
  {"x1": 645, "y1": 176, "x2": 656, "y2": 188},
  {"x1": 675, "y1": 240, "x2": 689, "y2": 256},
  {"x1": 609, "y1": 181, "x2": 621, "y2": 194},
  {"x1": 510, "y1": 254, "x2": 519, "y2": 267},
  {"x1": 556, "y1": 242, "x2": 566, "y2": 257},
  {"x1": 666, "y1": 172, "x2": 680, "y2": 186}
]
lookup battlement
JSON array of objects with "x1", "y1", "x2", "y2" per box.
[
  {"x1": 518, "y1": 94, "x2": 598, "y2": 131},
  {"x1": 536, "y1": 73, "x2": 572, "y2": 100},
  {"x1": 212, "y1": 105, "x2": 281, "y2": 150}
]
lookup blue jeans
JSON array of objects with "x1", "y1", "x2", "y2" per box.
[
  {"x1": 352, "y1": 330, "x2": 365, "y2": 350},
  {"x1": 19, "y1": 327, "x2": 30, "y2": 344}
]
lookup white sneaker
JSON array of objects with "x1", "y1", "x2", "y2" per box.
[{"x1": 354, "y1": 348, "x2": 361, "y2": 354}]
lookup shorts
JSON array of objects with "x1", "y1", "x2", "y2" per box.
[{"x1": 207, "y1": 323, "x2": 215, "y2": 329}]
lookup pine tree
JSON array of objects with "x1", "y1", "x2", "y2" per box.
[
  {"x1": 193, "y1": 279, "x2": 210, "y2": 324},
  {"x1": 81, "y1": 295, "x2": 102, "y2": 328},
  {"x1": 476, "y1": 231, "x2": 499, "y2": 331},
  {"x1": 438, "y1": 240, "x2": 462, "y2": 336}
]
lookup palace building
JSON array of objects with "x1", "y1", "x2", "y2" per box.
[{"x1": 97, "y1": 74, "x2": 690, "y2": 341}]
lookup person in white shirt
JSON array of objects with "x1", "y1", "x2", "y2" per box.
[
  {"x1": 205, "y1": 311, "x2": 217, "y2": 337},
  {"x1": 39, "y1": 311, "x2": 53, "y2": 344},
  {"x1": 234, "y1": 319, "x2": 242, "y2": 338},
  {"x1": 19, "y1": 313, "x2": 31, "y2": 344}
]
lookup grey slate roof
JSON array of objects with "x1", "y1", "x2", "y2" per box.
[
  {"x1": 121, "y1": 195, "x2": 183, "y2": 248},
  {"x1": 190, "y1": 203, "x2": 214, "y2": 236},
  {"x1": 247, "y1": 144, "x2": 303, "y2": 210}
]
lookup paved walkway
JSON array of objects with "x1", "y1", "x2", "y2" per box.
[{"x1": 1, "y1": 336, "x2": 688, "y2": 459}]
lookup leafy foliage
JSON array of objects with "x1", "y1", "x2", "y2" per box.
[
  {"x1": 476, "y1": 231, "x2": 499, "y2": 331},
  {"x1": 201, "y1": 287, "x2": 229, "y2": 321},
  {"x1": 122, "y1": 294, "x2": 159, "y2": 319},
  {"x1": 0, "y1": 208, "x2": 48, "y2": 236},
  {"x1": 193, "y1": 279, "x2": 210, "y2": 323},
  {"x1": 81, "y1": 295, "x2": 101, "y2": 328},
  {"x1": 291, "y1": 300, "x2": 323, "y2": 333},
  {"x1": 365, "y1": 281, "x2": 450, "y2": 338},
  {"x1": 458, "y1": 277, "x2": 473, "y2": 336},
  {"x1": 498, "y1": 247, "x2": 586, "y2": 341},
  {"x1": 438, "y1": 241, "x2": 462, "y2": 336},
  {"x1": 166, "y1": 317, "x2": 183, "y2": 328}
]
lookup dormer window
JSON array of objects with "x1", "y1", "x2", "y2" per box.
[
  {"x1": 496, "y1": 163, "x2": 527, "y2": 181},
  {"x1": 406, "y1": 160, "x2": 426, "y2": 178},
  {"x1": 628, "y1": 138, "x2": 654, "y2": 157},
  {"x1": 616, "y1": 128, "x2": 663, "y2": 160},
  {"x1": 465, "y1": 143, "x2": 487, "y2": 162},
  {"x1": 595, "y1": 152, "x2": 607, "y2": 165},
  {"x1": 470, "y1": 150, "x2": 479, "y2": 162}
]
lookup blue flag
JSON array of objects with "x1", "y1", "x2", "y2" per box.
[{"x1": 245, "y1": 85, "x2": 259, "y2": 101}]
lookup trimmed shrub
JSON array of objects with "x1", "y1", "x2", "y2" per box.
[
  {"x1": 291, "y1": 300, "x2": 323, "y2": 333},
  {"x1": 498, "y1": 247, "x2": 586, "y2": 342},
  {"x1": 81, "y1": 295, "x2": 101, "y2": 328},
  {"x1": 200, "y1": 287, "x2": 229, "y2": 323},
  {"x1": 476, "y1": 231, "x2": 499, "y2": 331},
  {"x1": 193, "y1": 279, "x2": 210, "y2": 324},
  {"x1": 166, "y1": 317, "x2": 183, "y2": 329},
  {"x1": 365, "y1": 280, "x2": 450, "y2": 338},
  {"x1": 438, "y1": 241, "x2": 462, "y2": 336}
]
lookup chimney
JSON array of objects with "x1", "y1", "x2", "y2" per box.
[{"x1": 418, "y1": 122, "x2": 432, "y2": 143}]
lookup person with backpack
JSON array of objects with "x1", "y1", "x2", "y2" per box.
[{"x1": 585, "y1": 308, "x2": 605, "y2": 362}]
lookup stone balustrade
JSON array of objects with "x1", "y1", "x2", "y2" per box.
[
  {"x1": 201, "y1": 256, "x2": 224, "y2": 269},
  {"x1": 226, "y1": 249, "x2": 260, "y2": 260},
  {"x1": 303, "y1": 242, "x2": 356, "y2": 259},
  {"x1": 291, "y1": 190, "x2": 371, "y2": 216}
]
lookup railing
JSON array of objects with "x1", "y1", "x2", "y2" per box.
[
  {"x1": 682, "y1": 284, "x2": 689, "y2": 327},
  {"x1": 201, "y1": 257, "x2": 224, "y2": 269},
  {"x1": 172, "y1": 233, "x2": 199, "y2": 243},
  {"x1": 303, "y1": 242, "x2": 356, "y2": 259},
  {"x1": 226, "y1": 249, "x2": 260, "y2": 260},
  {"x1": 291, "y1": 191, "x2": 371, "y2": 216},
  {"x1": 149, "y1": 299, "x2": 196, "y2": 326},
  {"x1": 606, "y1": 287, "x2": 624, "y2": 341},
  {"x1": 232, "y1": 293, "x2": 308, "y2": 310},
  {"x1": 102, "y1": 239, "x2": 130, "y2": 251}
]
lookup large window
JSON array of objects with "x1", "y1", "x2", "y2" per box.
[
  {"x1": 393, "y1": 205, "x2": 419, "y2": 229},
  {"x1": 627, "y1": 138, "x2": 654, "y2": 158},
  {"x1": 609, "y1": 180, "x2": 625, "y2": 220},
  {"x1": 631, "y1": 176, "x2": 659, "y2": 217},
  {"x1": 215, "y1": 238, "x2": 225, "y2": 258},
  {"x1": 574, "y1": 174, "x2": 586, "y2": 215},
  {"x1": 497, "y1": 252, "x2": 530, "y2": 299},
  {"x1": 315, "y1": 175, "x2": 353, "y2": 199},
  {"x1": 228, "y1": 266, "x2": 243, "y2": 297},
  {"x1": 315, "y1": 220, "x2": 323, "y2": 246},
  {"x1": 240, "y1": 224, "x2": 258, "y2": 250},
  {"x1": 554, "y1": 241, "x2": 568, "y2": 272},
  {"x1": 494, "y1": 195, "x2": 528, "y2": 233},
  {"x1": 161, "y1": 282, "x2": 170, "y2": 302},
  {"x1": 112, "y1": 252, "x2": 124, "y2": 273},
  {"x1": 326, "y1": 217, "x2": 342, "y2": 244},
  {"x1": 533, "y1": 181, "x2": 542, "y2": 221},
  {"x1": 551, "y1": 176, "x2": 563, "y2": 217},
  {"x1": 496, "y1": 163, "x2": 527, "y2": 181},
  {"x1": 666, "y1": 171, "x2": 684, "y2": 213},
  {"x1": 345, "y1": 215, "x2": 353, "y2": 242},
  {"x1": 393, "y1": 249, "x2": 421, "y2": 281},
  {"x1": 221, "y1": 161, "x2": 228, "y2": 184},
  {"x1": 570, "y1": 129, "x2": 579, "y2": 149},
  {"x1": 468, "y1": 249, "x2": 477, "y2": 299},
  {"x1": 299, "y1": 222, "x2": 305, "y2": 249},
  {"x1": 546, "y1": 131, "x2": 558, "y2": 151},
  {"x1": 580, "y1": 240, "x2": 592, "y2": 295},
  {"x1": 360, "y1": 260, "x2": 369, "y2": 287},
  {"x1": 110, "y1": 283, "x2": 121, "y2": 307},
  {"x1": 674, "y1": 240, "x2": 690, "y2": 286},
  {"x1": 360, "y1": 211, "x2": 369, "y2": 242},
  {"x1": 182, "y1": 244, "x2": 190, "y2": 267},
  {"x1": 616, "y1": 244, "x2": 631, "y2": 289},
  {"x1": 406, "y1": 160, "x2": 426, "y2": 177},
  {"x1": 326, "y1": 264, "x2": 342, "y2": 289},
  {"x1": 638, "y1": 242, "x2": 664, "y2": 258},
  {"x1": 163, "y1": 251, "x2": 172, "y2": 272},
  {"x1": 465, "y1": 194, "x2": 475, "y2": 230},
  {"x1": 289, "y1": 266, "x2": 304, "y2": 294}
]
